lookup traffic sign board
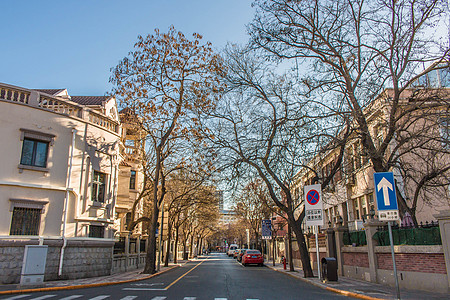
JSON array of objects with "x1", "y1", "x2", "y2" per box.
[
  {"x1": 261, "y1": 219, "x2": 272, "y2": 240},
  {"x1": 304, "y1": 184, "x2": 324, "y2": 226},
  {"x1": 306, "y1": 189, "x2": 320, "y2": 205},
  {"x1": 374, "y1": 172, "x2": 399, "y2": 221}
]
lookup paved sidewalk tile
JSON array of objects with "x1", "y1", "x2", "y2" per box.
[
  {"x1": 266, "y1": 262, "x2": 449, "y2": 300},
  {"x1": 0, "y1": 260, "x2": 189, "y2": 292}
]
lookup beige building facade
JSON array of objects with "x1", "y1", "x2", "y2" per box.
[
  {"x1": 0, "y1": 82, "x2": 121, "y2": 283},
  {"x1": 291, "y1": 71, "x2": 450, "y2": 231}
]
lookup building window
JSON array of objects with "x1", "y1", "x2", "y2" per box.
[
  {"x1": 92, "y1": 171, "x2": 106, "y2": 203},
  {"x1": 354, "y1": 198, "x2": 360, "y2": 220},
  {"x1": 89, "y1": 225, "x2": 105, "y2": 238},
  {"x1": 125, "y1": 212, "x2": 132, "y2": 231},
  {"x1": 361, "y1": 196, "x2": 367, "y2": 217},
  {"x1": 129, "y1": 170, "x2": 136, "y2": 190},
  {"x1": 18, "y1": 129, "x2": 55, "y2": 172},
  {"x1": 10, "y1": 207, "x2": 41, "y2": 235},
  {"x1": 20, "y1": 138, "x2": 49, "y2": 168}
]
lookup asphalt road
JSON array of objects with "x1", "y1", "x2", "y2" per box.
[{"x1": 1, "y1": 253, "x2": 345, "y2": 300}]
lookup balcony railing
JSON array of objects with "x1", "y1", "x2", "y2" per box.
[
  {"x1": 1, "y1": 84, "x2": 119, "y2": 134},
  {"x1": 0, "y1": 86, "x2": 30, "y2": 104},
  {"x1": 89, "y1": 110, "x2": 119, "y2": 133},
  {"x1": 38, "y1": 96, "x2": 82, "y2": 118}
]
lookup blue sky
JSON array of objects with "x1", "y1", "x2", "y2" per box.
[{"x1": 0, "y1": 0, "x2": 254, "y2": 95}]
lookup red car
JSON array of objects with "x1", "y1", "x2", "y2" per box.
[{"x1": 242, "y1": 249, "x2": 264, "y2": 266}]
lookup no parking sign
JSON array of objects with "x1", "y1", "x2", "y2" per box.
[{"x1": 304, "y1": 184, "x2": 324, "y2": 226}]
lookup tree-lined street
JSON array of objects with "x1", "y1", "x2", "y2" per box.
[{"x1": 0, "y1": 253, "x2": 344, "y2": 300}]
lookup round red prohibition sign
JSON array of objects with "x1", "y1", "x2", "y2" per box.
[{"x1": 306, "y1": 189, "x2": 320, "y2": 205}]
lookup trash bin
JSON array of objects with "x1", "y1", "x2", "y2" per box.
[
  {"x1": 183, "y1": 251, "x2": 189, "y2": 260},
  {"x1": 321, "y1": 257, "x2": 338, "y2": 281}
]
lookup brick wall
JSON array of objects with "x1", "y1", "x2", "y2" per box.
[
  {"x1": 309, "y1": 250, "x2": 327, "y2": 265},
  {"x1": 377, "y1": 252, "x2": 446, "y2": 274},
  {"x1": 343, "y1": 251, "x2": 369, "y2": 268}
]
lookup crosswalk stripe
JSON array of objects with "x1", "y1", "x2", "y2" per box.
[
  {"x1": 119, "y1": 297, "x2": 137, "y2": 300},
  {"x1": 59, "y1": 296, "x2": 83, "y2": 300},
  {"x1": 150, "y1": 297, "x2": 167, "y2": 300},
  {"x1": 2, "y1": 295, "x2": 31, "y2": 300},
  {"x1": 215, "y1": 298, "x2": 228, "y2": 300},
  {"x1": 183, "y1": 298, "x2": 196, "y2": 300},
  {"x1": 30, "y1": 296, "x2": 56, "y2": 300},
  {"x1": 88, "y1": 296, "x2": 110, "y2": 300}
]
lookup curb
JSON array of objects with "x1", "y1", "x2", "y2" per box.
[
  {"x1": 0, "y1": 265, "x2": 179, "y2": 295},
  {"x1": 265, "y1": 265, "x2": 385, "y2": 300}
]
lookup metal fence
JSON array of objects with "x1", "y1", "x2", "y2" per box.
[
  {"x1": 343, "y1": 230, "x2": 367, "y2": 246},
  {"x1": 373, "y1": 221, "x2": 441, "y2": 246}
]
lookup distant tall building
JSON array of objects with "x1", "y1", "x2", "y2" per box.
[{"x1": 216, "y1": 190, "x2": 224, "y2": 212}]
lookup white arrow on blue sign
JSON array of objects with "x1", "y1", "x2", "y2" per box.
[
  {"x1": 373, "y1": 172, "x2": 398, "y2": 210},
  {"x1": 373, "y1": 172, "x2": 399, "y2": 221}
]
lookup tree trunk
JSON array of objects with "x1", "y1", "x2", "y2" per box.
[
  {"x1": 272, "y1": 237, "x2": 276, "y2": 266},
  {"x1": 182, "y1": 237, "x2": 187, "y2": 260},
  {"x1": 189, "y1": 234, "x2": 194, "y2": 258},
  {"x1": 174, "y1": 227, "x2": 179, "y2": 264},
  {"x1": 290, "y1": 218, "x2": 313, "y2": 277},
  {"x1": 143, "y1": 204, "x2": 159, "y2": 274},
  {"x1": 287, "y1": 222, "x2": 294, "y2": 271},
  {"x1": 164, "y1": 224, "x2": 172, "y2": 267},
  {"x1": 198, "y1": 237, "x2": 203, "y2": 255}
]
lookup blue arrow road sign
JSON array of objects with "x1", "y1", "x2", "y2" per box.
[
  {"x1": 261, "y1": 219, "x2": 272, "y2": 239},
  {"x1": 374, "y1": 172, "x2": 398, "y2": 211}
]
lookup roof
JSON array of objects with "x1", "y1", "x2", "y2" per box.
[
  {"x1": 70, "y1": 96, "x2": 110, "y2": 106},
  {"x1": 33, "y1": 89, "x2": 66, "y2": 95}
]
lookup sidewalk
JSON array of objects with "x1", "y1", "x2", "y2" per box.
[
  {"x1": 0, "y1": 260, "x2": 189, "y2": 295},
  {"x1": 266, "y1": 262, "x2": 449, "y2": 300}
]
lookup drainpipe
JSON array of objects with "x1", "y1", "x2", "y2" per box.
[{"x1": 59, "y1": 128, "x2": 77, "y2": 276}]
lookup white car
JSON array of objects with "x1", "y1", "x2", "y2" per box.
[{"x1": 227, "y1": 244, "x2": 238, "y2": 257}]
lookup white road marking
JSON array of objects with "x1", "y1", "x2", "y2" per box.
[
  {"x1": 183, "y1": 298, "x2": 196, "y2": 300},
  {"x1": 130, "y1": 283, "x2": 164, "y2": 286},
  {"x1": 119, "y1": 297, "x2": 138, "y2": 300},
  {"x1": 215, "y1": 298, "x2": 228, "y2": 300},
  {"x1": 59, "y1": 296, "x2": 83, "y2": 300},
  {"x1": 88, "y1": 296, "x2": 110, "y2": 300},
  {"x1": 150, "y1": 297, "x2": 167, "y2": 300},
  {"x1": 30, "y1": 296, "x2": 56, "y2": 300},
  {"x1": 2, "y1": 295, "x2": 31, "y2": 300}
]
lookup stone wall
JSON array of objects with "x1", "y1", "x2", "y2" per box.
[{"x1": 0, "y1": 238, "x2": 114, "y2": 284}]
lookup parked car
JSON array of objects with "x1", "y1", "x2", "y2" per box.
[
  {"x1": 237, "y1": 249, "x2": 247, "y2": 262},
  {"x1": 242, "y1": 249, "x2": 264, "y2": 266},
  {"x1": 227, "y1": 244, "x2": 238, "y2": 257},
  {"x1": 233, "y1": 249, "x2": 241, "y2": 259}
]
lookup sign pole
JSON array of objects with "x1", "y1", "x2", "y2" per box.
[
  {"x1": 388, "y1": 221, "x2": 401, "y2": 300},
  {"x1": 374, "y1": 172, "x2": 401, "y2": 299},
  {"x1": 315, "y1": 225, "x2": 321, "y2": 281}
]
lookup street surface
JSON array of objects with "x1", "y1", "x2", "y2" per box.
[{"x1": 0, "y1": 253, "x2": 344, "y2": 300}]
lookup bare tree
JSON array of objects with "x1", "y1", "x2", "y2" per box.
[
  {"x1": 249, "y1": 0, "x2": 450, "y2": 225},
  {"x1": 111, "y1": 26, "x2": 224, "y2": 273},
  {"x1": 206, "y1": 45, "x2": 349, "y2": 277}
]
